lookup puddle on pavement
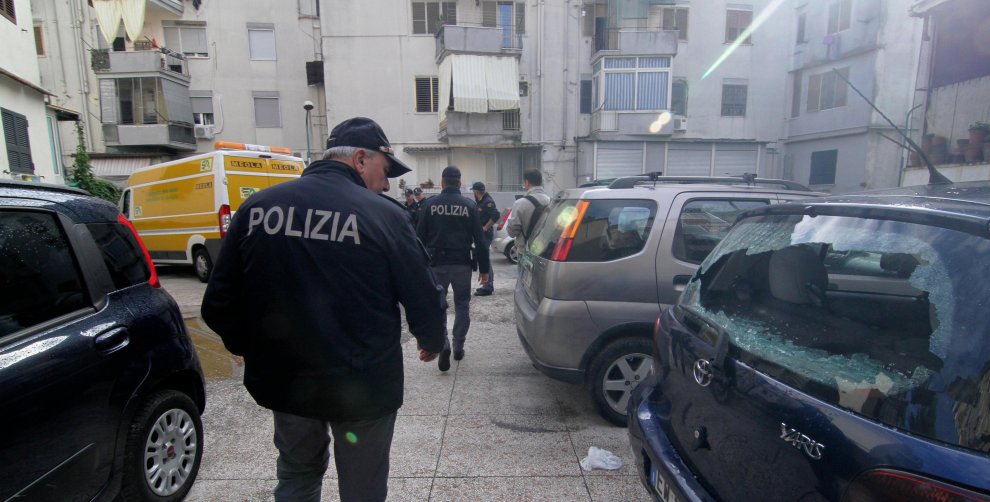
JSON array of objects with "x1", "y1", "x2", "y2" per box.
[{"x1": 184, "y1": 317, "x2": 243, "y2": 381}]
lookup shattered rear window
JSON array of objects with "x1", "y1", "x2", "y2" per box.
[{"x1": 680, "y1": 213, "x2": 990, "y2": 453}]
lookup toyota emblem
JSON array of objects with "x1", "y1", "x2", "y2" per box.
[{"x1": 693, "y1": 359, "x2": 713, "y2": 387}]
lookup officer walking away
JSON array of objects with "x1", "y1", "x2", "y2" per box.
[
  {"x1": 417, "y1": 166, "x2": 490, "y2": 367},
  {"x1": 471, "y1": 181, "x2": 500, "y2": 296},
  {"x1": 202, "y1": 117, "x2": 446, "y2": 502},
  {"x1": 506, "y1": 168, "x2": 551, "y2": 260}
]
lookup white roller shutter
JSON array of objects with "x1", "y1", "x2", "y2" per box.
[
  {"x1": 666, "y1": 143, "x2": 712, "y2": 176},
  {"x1": 596, "y1": 142, "x2": 643, "y2": 179},
  {"x1": 715, "y1": 144, "x2": 759, "y2": 176}
]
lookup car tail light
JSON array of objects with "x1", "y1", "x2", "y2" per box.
[
  {"x1": 550, "y1": 201, "x2": 589, "y2": 261},
  {"x1": 218, "y1": 204, "x2": 231, "y2": 238},
  {"x1": 843, "y1": 469, "x2": 990, "y2": 502},
  {"x1": 117, "y1": 213, "x2": 160, "y2": 289},
  {"x1": 497, "y1": 208, "x2": 512, "y2": 231}
]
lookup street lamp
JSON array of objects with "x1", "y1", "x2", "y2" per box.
[{"x1": 303, "y1": 100, "x2": 315, "y2": 165}]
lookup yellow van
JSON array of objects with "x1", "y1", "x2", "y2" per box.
[{"x1": 120, "y1": 142, "x2": 305, "y2": 282}]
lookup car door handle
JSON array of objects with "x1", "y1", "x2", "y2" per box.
[
  {"x1": 673, "y1": 275, "x2": 692, "y2": 291},
  {"x1": 94, "y1": 327, "x2": 130, "y2": 351}
]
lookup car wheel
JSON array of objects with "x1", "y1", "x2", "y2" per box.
[
  {"x1": 121, "y1": 390, "x2": 203, "y2": 502},
  {"x1": 505, "y1": 242, "x2": 519, "y2": 263},
  {"x1": 588, "y1": 338, "x2": 654, "y2": 427},
  {"x1": 193, "y1": 248, "x2": 212, "y2": 283}
]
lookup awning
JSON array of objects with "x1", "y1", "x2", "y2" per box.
[
  {"x1": 90, "y1": 156, "x2": 155, "y2": 178},
  {"x1": 47, "y1": 104, "x2": 80, "y2": 121},
  {"x1": 0, "y1": 68, "x2": 54, "y2": 97},
  {"x1": 445, "y1": 54, "x2": 520, "y2": 115}
]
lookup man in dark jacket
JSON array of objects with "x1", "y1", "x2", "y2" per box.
[
  {"x1": 471, "y1": 181, "x2": 499, "y2": 296},
  {"x1": 202, "y1": 117, "x2": 446, "y2": 502},
  {"x1": 416, "y1": 166, "x2": 490, "y2": 366}
]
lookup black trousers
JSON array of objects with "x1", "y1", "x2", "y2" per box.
[{"x1": 273, "y1": 410, "x2": 398, "y2": 502}]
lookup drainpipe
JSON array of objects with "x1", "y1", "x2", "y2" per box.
[
  {"x1": 70, "y1": 0, "x2": 93, "y2": 151},
  {"x1": 538, "y1": 0, "x2": 545, "y2": 149},
  {"x1": 561, "y1": 0, "x2": 571, "y2": 149}
]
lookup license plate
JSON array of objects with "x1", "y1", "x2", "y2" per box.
[{"x1": 650, "y1": 465, "x2": 680, "y2": 502}]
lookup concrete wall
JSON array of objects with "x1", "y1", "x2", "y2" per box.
[
  {"x1": 786, "y1": 132, "x2": 868, "y2": 193},
  {"x1": 1, "y1": 0, "x2": 57, "y2": 182}
]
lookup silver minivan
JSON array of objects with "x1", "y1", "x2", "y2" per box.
[{"x1": 514, "y1": 177, "x2": 820, "y2": 425}]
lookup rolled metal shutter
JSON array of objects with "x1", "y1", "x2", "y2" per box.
[
  {"x1": 714, "y1": 144, "x2": 759, "y2": 176},
  {"x1": 595, "y1": 142, "x2": 643, "y2": 179},
  {"x1": 666, "y1": 143, "x2": 711, "y2": 176}
]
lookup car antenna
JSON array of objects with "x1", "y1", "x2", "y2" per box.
[
  {"x1": 831, "y1": 68, "x2": 951, "y2": 185},
  {"x1": 648, "y1": 171, "x2": 662, "y2": 189},
  {"x1": 741, "y1": 172, "x2": 756, "y2": 186}
]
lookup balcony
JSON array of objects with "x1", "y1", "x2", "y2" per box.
[
  {"x1": 435, "y1": 24, "x2": 522, "y2": 62},
  {"x1": 91, "y1": 48, "x2": 190, "y2": 81},
  {"x1": 103, "y1": 123, "x2": 196, "y2": 152},
  {"x1": 591, "y1": 110, "x2": 677, "y2": 138},
  {"x1": 439, "y1": 110, "x2": 521, "y2": 147},
  {"x1": 593, "y1": 29, "x2": 678, "y2": 60}
]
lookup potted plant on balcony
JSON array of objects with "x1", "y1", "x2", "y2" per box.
[
  {"x1": 969, "y1": 121, "x2": 990, "y2": 145},
  {"x1": 419, "y1": 178, "x2": 435, "y2": 189}
]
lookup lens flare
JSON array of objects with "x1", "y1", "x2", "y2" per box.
[
  {"x1": 649, "y1": 111, "x2": 673, "y2": 134},
  {"x1": 701, "y1": 0, "x2": 786, "y2": 80},
  {"x1": 345, "y1": 432, "x2": 358, "y2": 444}
]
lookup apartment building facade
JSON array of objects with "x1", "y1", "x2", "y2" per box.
[
  {"x1": 2, "y1": 0, "x2": 66, "y2": 184},
  {"x1": 782, "y1": 0, "x2": 924, "y2": 193},
  {"x1": 33, "y1": 0, "x2": 327, "y2": 184}
]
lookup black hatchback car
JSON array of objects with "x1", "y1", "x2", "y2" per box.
[
  {"x1": 0, "y1": 181, "x2": 205, "y2": 501},
  {"x1": 628, "y1": 182, "x2": 990, "y2": 501}
]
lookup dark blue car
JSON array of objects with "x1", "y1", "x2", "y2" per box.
[
  {"x1": 0, "y1": 181, "x2": 205, "y2": 501},
  {"x1": 628, "y1": 182, "x2": 990, "y2": 501}
]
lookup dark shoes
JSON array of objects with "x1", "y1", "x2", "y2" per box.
[
  {"x1": 439, "y1": 347, "x2": 451, "y2": 372},
  {"x1": 474, "y1": 288, "x2": 493, "y2": 296},
  {"x1": 454, "y1": 349, "x2": 465, "y2": 361}
]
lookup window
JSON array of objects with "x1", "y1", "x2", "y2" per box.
[
  {"x1": 806, "y1": 67, "x2": 849, "y2": 112},
  {"x1": 412, "y1": 1, "x2": 456, "y2": 35},
  {"x1": 247, "y1": 24, "x2": 276, "y2": 60},
  {"x1": 530, "y1": 199, "x2": 658, "y2": 262},
  {"x1": 580, "y1": 79, "x2": 592, "y2": 114},
  {"x1": 253, "y1": 94, "x2": 281, "y2": 127},
  {"x1": 34, "y1": 24, "x2": 45, "y2": 56},
  {"x1": 2, "y1": 108, "x2": 33, "y2": 173},
  {"x1": 721, "y1": 83, "x2": 747, "y2": 117},
  {"x1": 672, "y1": 199, "x2": 769, "y2": 263},
  {"x1": 726, "y1": 9, "x2": 753, "y2": 44},
  {"x1": 593, "y1": 56, "x2": 671, "y2": 111},
  {"x1": 482, "y1": 2, "x2": 525, "y2": 48},
  {"x1": 86, "y1": 222, "x2": 151, "y2": 290},
  {"x1": 414, "y1": 76, "x2": 439, "y2": 113},
  {"x1": 163, "y1": 22, "x2": 208, "y2": 57},
  {"x1": 0, "y1": 211, "x2": 88, "y2": 337},
  {"x1": 191, "y1": 92, "x2": 214, "y2": 125},
  {"x1": 100, "y1": 77, "x2": 161, "y2": 125},
  {"x1": 810, "y1": 149, "x2": 837, "y2": 185},
  {"x1": 660, "y1": 7, "x2": 689, "y2": 41},
  {"x1": 671, "y1": 78, "x2": 688, "y2": 116},
  {"x1": 796, "y1": 11, "x2": 806, "y2": 44},
  {"x1": 1, "y1": 0, "x2": 15, "y2": 23},
  {"x1": 791, "y1": 72, "x2": 802, "y2": 118},
  {"x1": 827, "y1": 0, "x2": 852, "y2": 35}
]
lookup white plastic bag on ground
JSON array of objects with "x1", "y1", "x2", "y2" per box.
[{"x1": 580, "y1": 446, "x2": 622, "y2": 471}]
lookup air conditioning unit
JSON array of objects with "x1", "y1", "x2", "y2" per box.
[
  {"x1": 194, "y1": 124, "x2": 215, "y2": 140},
  {"x1": 673, "y1": 117, "x2": 688, "y2": 131}
]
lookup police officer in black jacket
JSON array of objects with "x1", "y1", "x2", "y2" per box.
[
  {"x1": 417, "y1": 166, "x2": 490, "y2": 367},
  {"x1": 202, "y1": 117, "x2": 446, "y2": 502},
  {"x1": 471, "y1": 181, "x2": 500, "y2": 296}
]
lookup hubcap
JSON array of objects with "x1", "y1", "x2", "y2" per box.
[
  {"x1": 195, "y1": 255, "x2": 208, "y2": 277},
  {"x1": 144, "y1": 408, "x2": 198, "y2": 496},
  {"x1": 508, "y1": 245, "x2": 518, "y2": 263},
  {"x1": 601, "y1": 353, "x2": 653, "y2": 415}
]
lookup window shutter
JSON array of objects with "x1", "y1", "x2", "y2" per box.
[
  {"x1": 671, "y1": 78, "x2": 687, "y2": 116},
  {"x1": 1, "y1": 0, "x2": 16, "y2": 22},
  {"x1": 806, "y1": 73, "x2": 822, "y2": 112},
  {"x1": 415, "y1": 77, "x2": 435, "y2": 113},
  {"x1": 580, "y1": 80, "x2": 592, "y2": 114},
  {"x1": 810, "y1": 150, "x2": 838, "y2": 185},
  {"x1": 482, "y1": 2, "x2": 496, "y2": 28},
  {"x1": 515, "y1": 3, "x2": 525, "y2": 34},
  {"x1": 412, "y1": 2, "x2": 426, "y2": 34},
  {"x1": 835, "y1": 67, "x2": 849, "y2": 107},
  {"x1": 443, "y1": 2, "x2": 457, "y2": 25},
  {"x1": 2, "y1": 109, "x2": 33, "y2": 173},
  {"x1": 676, "y1": 8, "x2": 689, "y2": 40}
]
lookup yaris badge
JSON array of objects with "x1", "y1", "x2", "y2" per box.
[
  {"x1": 780, "y1": 423, "x2": 825, "y2": 460},
  {"x1": 692, "y1": 359, "x2": 713, "y2": 387}
]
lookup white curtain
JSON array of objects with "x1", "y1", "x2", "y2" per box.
[
  {"x1": 438, "y1": 56, "x2": 452, "y2": 124},
  {"x1": 120, "y1": 0, "x2": 147, "y2": 42},
  {"x1": 448, "y1": 54, "x2": 520, "y2": 113},
  {"x1": 94, "y1": 0, "x2": 147, "y2": 45},
  {"x1": 94, "y1": 0, "x2": 123, "y2": 46},
  {"x1": 484, "y1": 56, "x2": 520, "y2": 111}
]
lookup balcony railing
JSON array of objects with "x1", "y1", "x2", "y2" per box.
[
  {"x1": 90, "y1": 48, "x2": 189, "y2": 77},
  {"x1": 502, "y1": 109, "x2": 520, "y2": 130},
  {"x1": 591, "y1": 110, "x2": 618, "y2": 132},
  {"x1": 435, "y1": 24, "x2": 523, "y2": 61}
]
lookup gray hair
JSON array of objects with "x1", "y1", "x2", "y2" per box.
[{"x1": 323, "y1": 146, "x2": 380, "y2": 161}]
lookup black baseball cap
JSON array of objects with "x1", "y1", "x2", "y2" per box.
[
  {"x1": 471, "y1": 181, "x2": 486, "y2": 191},
  {"x1": 326, "y1": 117, "x2": 411, "y2": 178},
  {"x1": 413, "y1": 187, "x2": 423, "y2": 195},
  {"x1": 403, "y1": 188, "x2": 414, "y2": 196},
  {"x1": 441, "y1": 166, "x2": 461, "y2": 179}
]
